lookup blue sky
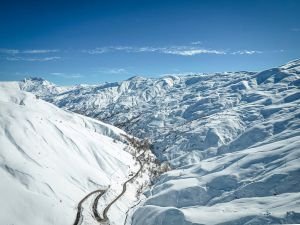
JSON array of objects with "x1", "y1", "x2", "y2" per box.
[{"x1": 0, "y1": 0, "x2": 299, "y2": 85}]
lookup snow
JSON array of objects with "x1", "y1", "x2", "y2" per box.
[
  {"x1": 134, "y1": 135, "x2": 300, "y2": 224},
  {"x1": 0, "y1": 82, "x2": 145, "y2": 225},
  {"x1": 19, "y1": 59, "x2": 300, "y2": 224}
]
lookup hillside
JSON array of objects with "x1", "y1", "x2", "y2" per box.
[
  {"x1": 0, "y1": 82, "x2": 146, "y2": 225},
  {"x1": 21, "y1": 59, "x2": 300, "y2": 224}
]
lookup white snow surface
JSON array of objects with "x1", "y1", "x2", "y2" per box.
[
  {"x1": 0, "y1": 82, "x2": 143, "y2": 225},
  {"x1": 21, "y1": 59, "x2": 300, "y2": 224}
]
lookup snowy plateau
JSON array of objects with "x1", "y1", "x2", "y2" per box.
[{"x1": 0, "y1": 59, "x2": 300, "y2": 225}]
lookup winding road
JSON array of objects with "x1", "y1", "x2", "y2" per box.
[
  {"x1": 73, "y1": 189, "x2": 106, "y2": 225},
  {"x1": 93, "y1": 159, "x2": 143, "y2": 223},
  {"x1": 73, "y1": 153, "x2": 144, "y2": 225}
]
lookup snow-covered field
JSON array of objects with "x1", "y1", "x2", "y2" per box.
[
  {"x1": 8, "y1": 59, "x2": 300, "y2": 224},
  {"x1": 0, "y1": 82, "x2": 146, "y2": 225}
]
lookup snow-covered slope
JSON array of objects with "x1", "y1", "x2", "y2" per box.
[
  {"x1": 0, "y1": 82, "x2": 142, "y2": 225},
  {"x1": 22, "y1": 59, "x2": 300, "y2": 224}
]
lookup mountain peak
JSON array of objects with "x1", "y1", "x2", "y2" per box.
[
  {"x1": 25, "y1": 77, "x2": 45, "y2": 82},
  {"x1": 126, "y1": 75, "x2": 147, "y2": 81},
  {"x1": 20, "y1": 77, "x2": 61, "y2": 97},
  {"x1": 280, "y1": 58, "x2": 300, "y2": 70}
]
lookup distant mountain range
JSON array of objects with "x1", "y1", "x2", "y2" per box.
[{"x1": 3, "y1": 59, "x2": 300, "y2": 224}]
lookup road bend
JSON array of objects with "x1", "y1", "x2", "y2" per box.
[
  {"x1": 73, "y1": 189, "x2": 106, "y2": 225},
  {"x1": 93, "y1": 159, "x2": 143, "y2": 223}
]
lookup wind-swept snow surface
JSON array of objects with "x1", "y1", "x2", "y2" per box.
[
  {"x1": 22, "y1": 59, "x2": 300, "y2": 224},
  {"x1": 0, "y1": 82, "x2": 144, "y2": 225}
]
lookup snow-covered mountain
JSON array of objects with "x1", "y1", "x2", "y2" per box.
[
  {"x1": 0, "y1": 82, "x2": 147, "y2": 225},
  {"x1": 19, "y1": 59, "x2": 300, "y2": 224}
]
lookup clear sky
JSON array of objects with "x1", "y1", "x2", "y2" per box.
[{"x1": 0, "y1": 0, "x2": 299, "y2": 85}]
